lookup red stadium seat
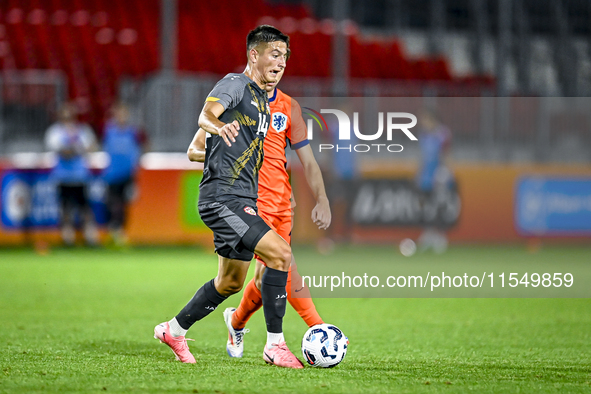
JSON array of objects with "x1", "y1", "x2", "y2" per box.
[{"x1": 1, "y1": 0, "x2": 491, "y2": 129}]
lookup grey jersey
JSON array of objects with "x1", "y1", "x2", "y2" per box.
[{"x1": 199, "y1": 73, "x2": 271, "y2": 203}]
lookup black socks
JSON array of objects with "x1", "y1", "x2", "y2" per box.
[
  {"x1": 261, "y1": 267, "x2": 288, "y2": 333},
  {"x1": 175, "y1": 279, "x2": 227, "y2": 330},
  {"x1": 174, "y1": 269, "x2": 287, "y2": 333}
]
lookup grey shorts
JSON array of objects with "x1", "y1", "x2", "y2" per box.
[{"x1": 198, "y1": 198, "x2": 271, "y2": 261}]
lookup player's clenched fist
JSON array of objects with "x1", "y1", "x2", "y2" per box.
[
  {"x1": 219, "y1": 120, "x2": 240, "y2": 147},
  {"x1": 311, "y1": 198, "x2": 331, "y2": 230}
]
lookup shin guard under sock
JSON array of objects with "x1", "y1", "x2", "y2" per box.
[{"x1": 261, "y1": 267, "x2": 288, "y2": 333}]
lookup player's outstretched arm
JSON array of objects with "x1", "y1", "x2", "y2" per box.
[
  {"x1": 198, "y1": 101, "x2": 240, "y2": 147},
  {"x1": 295, "y1": 145, "x2": 331, "y2": 230},
  {"x1": 187, "y1": 128, "x2": 207, "y2": 163}
]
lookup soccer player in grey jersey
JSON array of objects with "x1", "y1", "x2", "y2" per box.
[
  {"x1": 198, "y1": 72, "x2": 270, "y2": 201},
  {"x1": 154, "y1": 25, "x2": 303, "y2": 368}
]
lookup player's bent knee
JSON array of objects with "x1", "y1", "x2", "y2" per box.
[
  {"x1": 278, "y1": 245, "x2": 291, "y2": 270},
  {"x1": 264, "y1": 249, "x2": 290, "y2": 271},
  {"x1": 255, "y1": 232, "x2": 292, "y2": 271},
  {"x1": 268, "y1": 243, "x2": 291, "y2": 271}
]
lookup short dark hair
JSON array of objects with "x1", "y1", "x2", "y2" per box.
[{"x1": 246, "y1": 25, "x2": 290, "y2": 53}]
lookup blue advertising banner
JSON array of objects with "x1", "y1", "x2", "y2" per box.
[
  {"x1": 1, "y1": 170, "x2": 107, "y2": 229},
  {"x1": 515, "y1": 177, "x2": 591, "y2": 235}
]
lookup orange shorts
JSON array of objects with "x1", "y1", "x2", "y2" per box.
[{"x1": 255, "y1": 209, "x2": 292, "y2": 265}]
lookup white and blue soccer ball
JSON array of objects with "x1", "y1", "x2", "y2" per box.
[{"x1": 301, "y1": 323, "x2": 348, "y2": 368}]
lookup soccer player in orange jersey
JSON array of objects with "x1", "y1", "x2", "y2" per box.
[{"x1": 188, "y1": 68, "x2": 330, "y2": 358}]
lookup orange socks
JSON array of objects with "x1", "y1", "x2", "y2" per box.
[
  {"x1": 232, "y1": 278, "x2": 262, "y2": 330},
  {"x1": 287, "y1": 267, "x2": 324, "y2": 327}
]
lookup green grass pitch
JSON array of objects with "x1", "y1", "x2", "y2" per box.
[{"x1": 1, "y1": 245, "x2": 590, "y2": 393}]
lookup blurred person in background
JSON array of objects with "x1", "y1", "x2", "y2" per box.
[
  {"x1": 416, "y1": 107, "x2": 453, "y2": 253},
  {"x1": 101, "y1": 102, "x2": 147, "y2": 245},
  {"x1": 45, "y1": 102, "x2": 98, "y2": 246}
]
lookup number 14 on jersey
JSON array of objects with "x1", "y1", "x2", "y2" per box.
[{"x1": 257, "y1": 113, "x2": 269, "y2": 137}]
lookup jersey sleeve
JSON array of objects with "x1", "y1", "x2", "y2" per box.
[
  {"x1": 205, "y1": 74, "x2": 246, "y2": 111},
  {"x1": 288, "y1": 98, "x2": 310, "y2": 150}
]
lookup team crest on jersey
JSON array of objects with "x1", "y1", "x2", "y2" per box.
[
  {"x1": 272, "y1": 112, "x2": 288, "y2": 133},
  {"x1": 244, "y1": 206, "x2": 257, "y2": 216}
]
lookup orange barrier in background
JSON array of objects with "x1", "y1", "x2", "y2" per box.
[
  {"x1": 292, "y1": 162, "x2": 591, "y2": 244},
  {"x1": 1, "y1": 163, "x2": 590, "y2": 246},
  {"x1": 126, "y1": 169, "x2": 212, "y2": 246}
]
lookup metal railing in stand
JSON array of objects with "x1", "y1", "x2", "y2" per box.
[
  {"x1": 121, "y1": 74, "x2": 590, "y2": 163},
  {"x1": 0, "y1": 70, "x2": 67, "y2": 154}
]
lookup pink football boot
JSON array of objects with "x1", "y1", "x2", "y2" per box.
[
  {"x1": 154, "y1": 322, "x2": 196, "y2": 364},
  {"x1": 263, "y1": 341, "x2": 304, "y2": 369}
]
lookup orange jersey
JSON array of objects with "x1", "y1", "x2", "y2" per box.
[{"x1": 257, "y1": 89, "x2": 309, "y2": 215}]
